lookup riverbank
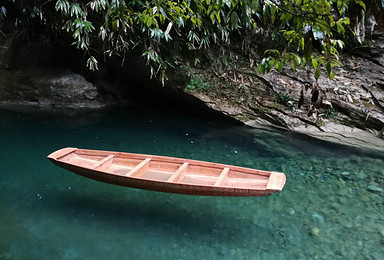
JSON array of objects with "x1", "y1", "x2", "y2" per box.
[
  {"x1": 179, "y1": 32, "x2": 384, "y2": 151},
  {"x1": 1, "y1": 33, "x2": 384, "y2": 151}
]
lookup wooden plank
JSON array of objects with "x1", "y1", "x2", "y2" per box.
[
  {"x1": 214, "y1": 168, "x2": 229, "y2": 187},
  {"x1": 266, "y1": 172, "x2": 286, "y2": 191},
  {"x1": 93, "y1": 155, "x2": 115, "y2": 170},
  {"x1": 167, "y1": 162, "x2": 189, "y2": 183},
  {"x1": 124, "y1": 158, "x2": 151, "y2": 177}
]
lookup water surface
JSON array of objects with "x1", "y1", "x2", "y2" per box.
[{"x1": 0, "y1": 107, "x2": 383, "y2": 260}]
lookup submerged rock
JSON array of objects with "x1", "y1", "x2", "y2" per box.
[
  {"x1": 377, "y1": 225, "x2": 384, "y2": 237},
  {"x1": 355, "y1": 172, "x2": 366, "y2": 179},
  {"x1": 288, "y1": 208, "x2": 295, "y2": 216},
  {"x1": 367, "y1": 185, "x2": 384, "y2": 193},
  {"x1": 310, "y1": 227, "x2": 320, "y2": 238},
  {"x1": 312, "y1": 213, "x2": 324, "y2": 221}
]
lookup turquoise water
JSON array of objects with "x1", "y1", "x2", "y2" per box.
[{"x1": 0, "y1": 107, "x2": 383, "y2": 260}]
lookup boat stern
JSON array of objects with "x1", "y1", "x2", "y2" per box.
[{"x1": 266, "y1": 172, "x2": 286, "y2": 192}]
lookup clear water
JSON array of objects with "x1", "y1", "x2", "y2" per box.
[{"x1": 0, "y1": 107, "x2": 383, "y2": 260}]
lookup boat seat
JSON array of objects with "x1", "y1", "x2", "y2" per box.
[
  {"x1": 167, "y1": 162, "x2": 189, "y2": 183},
  {"x1": 124, "y1": 158, "x2": 151, "y2": 177},
  {"x1": 214, "y1": 168, "x2": 229, "y2": 186},
  {"x1": 93, "y1": 155, "x2": 115, "y2": 170}
]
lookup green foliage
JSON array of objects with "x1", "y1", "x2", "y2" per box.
[
  {"x1": 322, "y1": 107, "x2": 339, "y2": 119},
  {"x1": 0, "y1": 0, "x2": 368, "y2": 83},
  {"x1": 275, "y1": 92, "x2": 295, "y2": 110},
  {"x1": 185, "y1": 74, "x2": 212, "y2": 93},
  {"x1": 256, "y1": 0, "x2": 358, "y2": 80}
]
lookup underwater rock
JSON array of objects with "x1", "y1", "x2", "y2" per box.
[
  {"x1": 370, "y1": 251, "x2": 384, "y2": 260},
  {"x1": 377, "y1": 225, "x2": 384, "y2": 237},
  {"x1": 355, "y1": 172, "x2": 366, "y2": 179},
  {"x1": 339, "y1": 221, "x2": 353, "y2": 228},
  {"x1": 367, "y1": 185, "x2": 384, "y2": 193},
  {"x1": 360, "y1": 195, "x2": 371, "y2": 202},
  {"x1": 338, "y1": 187, "x2": 351, "y2": 197},
  {"x1": 310, "y1": 227, "x2": 320, "y2": 238},
  {"x1": 371, "y1": 194, "x2": 383, "y2": 203},
  {"x1": 312, "y1": 213, "x2": 324, "y2": 221},
  {"x1": 330, "y1": 202, "x2": 341, "y2": 210}
]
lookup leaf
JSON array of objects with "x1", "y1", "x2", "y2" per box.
[
  {"x1": 304, "y1": 39, "x2": 313, "y2": 63},
  {"x1": 314, "y1": 67, "x2": 320, "y2": 80},
  {"x1": 335, "y1": 40, "x2": 344, "y2": 49},
  {"x1": 112, "y1": 19, "x2": 118, "y2": 30},
  {"x1": 87, "y1": 56, "x2": 99, "y2": 71},
  {"x1": 152, "y1": 6, "x2": 158, "y2": 15},
  {"x1": 276, "y1": 61, "x2": 283, "y2": 72},
  {"x1": 336, "y1": 23, "x2": 345, "y2": 34},
  {"x1": 355, "y1": 0, "x2": 366, "y2": 10},
  {"x1": 176, "y1": 17, "x2": 185, "y2": 27},
  {"x1": 326, "y1": 62, "x2": 332, "y2": 76},
  {"x1": 70, "y1": 3, "x2": 83, "y2": 18},
  {"x1": 55, "y1": 0, "x2": 69, "y2": 13},
  {"x1": 230, "y1": 11, "x2": 239, "y2": 29},
  {"x1": 270, "y1": 5, "x2": 276, "y2": 23},
  {"x1": 216, "y1": 12, "x2": 221, "y2": 24},
  {"x1": 312, "y1": 27, "x2": 324, "y2": 40},
  {"x1": 264, "y1": 49, "x2": 280, "y2": 56},
  {"x1": 164, "y1": 33, "x2": 172, "y2": 42},
  {"x1": 147, "y1": 16, "x2": 153, "y2": 27},
  {"x1": 257, "y1": 58, "x2": 273, "y2": 74},
  {"x1": 292, "y1": 54, "x2": 301, "y2": 68},
  {"x1": 223, "y1": 0, "x2": 231, "y2": 8},
  {"x1": 312, "y1": 58, "x2": 318, "y2": 70},
  {"x1": 165, "y1": 22, "x2": 172, "y2": 35},
  {"x1": 72, "y1": 29, "x2": 80, "y2": 40},
  {"x1": 1, "y1": 6, "x2": 7, "y2": 17}
]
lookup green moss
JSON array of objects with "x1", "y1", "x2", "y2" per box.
[
  {"x1": 267, "y1": 102, "x2": 278, "y2": 108},
  {"x1": 317, "y1": 119, "x2": 325, "y2": 126},
  {"x1": 234, "y1": 115, "x2": 251, "y2": 121},
  {"x1": 361, "y1": 100, "x2": 376, "y2": 109}
]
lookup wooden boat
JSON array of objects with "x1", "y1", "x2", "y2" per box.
[{"x1": 47, "y1": 147, "x2": 286, "y2": 196}]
